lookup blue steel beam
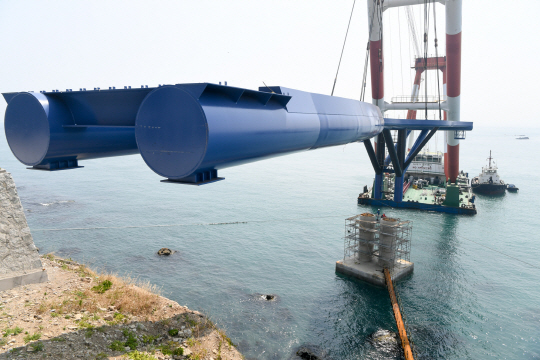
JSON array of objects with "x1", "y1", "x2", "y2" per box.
[
  {"x1": 2, "y1": 84, "x2": 384, "y2": 182},
  {"x1": 363, "y1": 140, "x2": 382, "y2": 175},
  {"x1": 403, "y1": 128, "x2": 439, "y2": 170},
  {"x1": 382, "y1": 129, "x2": 402, "y2": 177},
  {"x1": 403, "y1": 129, "x2": 429, "y2": 173},
  {"x1": 393, "y1": 129, "x2": 407, "y2": 202},
  {"x1": 383, "y1": 118, "x2": 473, "y2": 131},
  {"x1": 384, "y1": 129, "x2": 411, "y2": 167}
]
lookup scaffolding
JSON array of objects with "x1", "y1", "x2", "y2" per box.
[{"x1": 344, "y1": 213, "x2": 412, "y2": 273}]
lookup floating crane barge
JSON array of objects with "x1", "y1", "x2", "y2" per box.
[
  {"x1": 358, "y1": 0, "x2": 475, "y2": 215},
  {"x1": 357, "y1": 119, "x2": 475, "y2": 214}
]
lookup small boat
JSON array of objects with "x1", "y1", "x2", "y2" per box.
[
  {"x1": 516, "y1": 136, "x2": 529, "y2": 140},
  {"x1": 506, "y1": 184, "x2": 519, "y2": 192},
  {"x1": 471, "y1": 151, "x2": 506, "y2": 195}
]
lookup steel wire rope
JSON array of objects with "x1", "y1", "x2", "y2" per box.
[
  {"x1": 331, "y1": 0, "x2": 356, "y2": 96},
  {"x1": 360, "y1": 0, "x2": 379, "y2": 102},
  {"x1": 368, "y1": 0, "x2": 385, "y2": 108},
  {"x1": 433, "y1": 1, "x2": 442, "y2": 120},
  {"x1": 423, "y1": 0, "x2": 431, "y2": 120},
  {"x1": 398, "y1": 7, "x2": 405, "y2": 97},
  {"x1": 388, "y1": 10, "x2": 395, "y2": 103}
]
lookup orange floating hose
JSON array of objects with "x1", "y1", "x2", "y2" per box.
[{"x1": 384, "y1": 268, "x2": 414, "y2": 360}]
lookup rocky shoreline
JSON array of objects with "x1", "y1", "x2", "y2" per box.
[{"x1": 0, "y1": 254, "x2": 243, "y2": 360}]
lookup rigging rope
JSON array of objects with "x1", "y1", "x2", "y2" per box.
[
  {"x1": 423, "y1": 0, "x2": 431, "y2": 120},
  {"x1": 360, "y1": 0, "x2": 379, "y2": 102},
  {"x1": 398, "y1": 7, "x2": 405, "y2": 97},
  {"x1": 433, "y1": 1, "x2": 442, "y2": 120},
  {"x1": 331, "y1": 0, "x2": 356, "y2": 96}
]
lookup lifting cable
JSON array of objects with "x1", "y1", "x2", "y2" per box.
[
  {"x1": 331, "y1": 0, "x2": 356, "y2": 96},
  {"x1": 398, "y1": 7, "x2": 405, "y2": 97},
  {"x1": 360, "y1": 0, "x2": 379, "y2": 102},
  {"x1": 423, "y1": 0, "x2": 431, "y2": 120},
  {"x1": 433, "y1": 1, "x2": 442, "y2": 120}
]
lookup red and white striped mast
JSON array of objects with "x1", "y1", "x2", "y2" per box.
[
  {"x1": 445, "y1": 0, "x2": 462, "y2": 183},
  {"x1": 368, "y1": 0, "x2": 462, "y2": 183},
  {"x1": 367, "y1": 0, "x2": 385, "y2": 199}
]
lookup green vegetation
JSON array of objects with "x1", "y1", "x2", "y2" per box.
[
  {"x1": 124, "y1": 331, "x2": 138, "y2": 350},
  {"x1": 95, "y1": 353, "x2": 108, "y2": 360},
  {"x1": 29, "y1": 341, "x2": 44, "y2": 352},
  {"x1": 186, "y1": 337, "x2": 197, "y2": 347},
  {"x1": 23, "y1": 332, "x2": 41, "y2": 344},
  {"x1": 51, "y1": 337, "x2": 66, "y2": 342},
  {"x1": 142, "y1": 334, "x2": 158, "y2": 344},
  {"x1": 184, "y1": 314, "x2": 198, "y2": 327},
  {"x1": 168, "y1": 328, "x2": 179, "y2": 336},
  {"x1": 92, "y1": 280, "x2": 113, "y2": 294},
  {"x1": 109, "y1": 340, "x2": 125, "y2": 352},
  {"x1": 126, "y1": 351, "x2": 158, "y2": 360},
  {"x1": 110, "y1": 329, "x2": 138, "y2": 351},
  {"x1": 78, "y1": 320, "x2": 94, "y2": 329},
  {"x1": 3, "y1": 326, "x2": 23, "y2": 337},
  {"x1": 158, "y1": 341, "x2": 183, "y2": 356}
]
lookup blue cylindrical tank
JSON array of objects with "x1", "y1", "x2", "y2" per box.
[
  {"x1": 3, "y1": 89, "x2": 150, "y2": 169},
  {"x1": 135, "y1": 84, "x2": 383, "y2": 181},
  {"x1": 3, "y1": 84, "x2": 383, "y2": 178}
]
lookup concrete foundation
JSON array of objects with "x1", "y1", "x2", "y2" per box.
[
  {"x1": 0, "y1": 168, "x2": 48, "y2": 291},
  {"x1": 335, "y1": 256, "x2": 413, "y2": 287}
]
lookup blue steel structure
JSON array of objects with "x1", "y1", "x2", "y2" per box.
[
  {"x1": 360, "y1": 119, "x2": 474, "y2": 214},
  {"x1": 3, "y1": 84, "x2": 472, "y2": 191},
  {"x1": 3, "y1": 84, "x2": 383, "y2": 183}
]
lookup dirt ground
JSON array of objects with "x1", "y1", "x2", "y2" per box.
[{"x1": 0, "y1": 255, "x2": 243, "y2": 360}]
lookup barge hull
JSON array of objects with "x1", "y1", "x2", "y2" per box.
[{"x1": 358, "y1": 197, "x2": 477, "y2": 215}]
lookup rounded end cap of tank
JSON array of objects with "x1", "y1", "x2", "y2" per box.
[
  {"x1": 4, "y1": 93, "x2": 50, "y2": 166},
  {"x1": 135, "y1": 86, "x2": 207, "y2": 179}
]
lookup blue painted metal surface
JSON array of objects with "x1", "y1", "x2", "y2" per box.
[
  {"x1": 374, "y1": 173, "x2": 383, "y2": 199},
  {"x1": 3, "y1": 84, "x2": 384, "y2": 182},
  {"x1": 383, "y1": 118, "x2": 473, "y2": 131},
  {"x1": 358, "y1": 197, "x2": 477, "y2": 215}
]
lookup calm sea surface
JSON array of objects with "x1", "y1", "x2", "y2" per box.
[{"x1": 1, "y1": 125, "x2": 539, "y2": 359}]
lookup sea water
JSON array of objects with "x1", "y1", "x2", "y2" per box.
[{"x1": 1, "y1": 126, "x2": 539, "y2": 359}]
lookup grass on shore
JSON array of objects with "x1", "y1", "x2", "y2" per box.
[{"x1": 39, "y1": 254, "x2": 162, "y2": 319}]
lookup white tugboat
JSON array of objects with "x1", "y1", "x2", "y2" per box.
[{"x1": 471, "y1": 151, "x2": 506, "y2": 195}]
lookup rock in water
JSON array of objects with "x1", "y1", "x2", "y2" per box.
[
  {"x1": 157, "y1": 248, "x2": 173, "y2": 256},
  {"x1": 368, "y1": 329, "x2": 400, "y2": 357},
  {"x1": 264, "y1": 294, "x2": 275, "y2": 301},
  {"x1": 292, "y1": 344, "x2": 329, "y2": 360}
]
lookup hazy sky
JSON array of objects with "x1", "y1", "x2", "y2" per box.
[{"x1": 0, "y1": 0, "x2": 538, "y2": 130}]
